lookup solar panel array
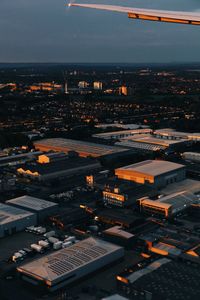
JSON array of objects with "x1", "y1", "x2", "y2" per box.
[{"x1": 47, "y1": 240, "x2": 108, "y2": 276}]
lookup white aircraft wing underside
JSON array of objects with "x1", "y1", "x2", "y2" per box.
[{"x1": 70, "y1": 4, "x2": 200, "y2": 25}]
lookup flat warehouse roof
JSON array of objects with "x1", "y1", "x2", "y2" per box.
[
  {"x1": 34, "y1": 138, "x2": 128, "y2": 157},
  {"x1": 140, "y1": 191, "x2": 197, "y2": 211},
  {"x1": 0, "y1": 203, "x2": 35, "y2": 225},
  {"x1": 116, "y1": 141, "x2": 164, "y2": 152},
  {"x1": 116, "y1": 160, "x2": 185, "y2": 177},
  {"x1": 6, "y1": 196, "x2": 58, "y2": 212},
  {"x1": 17, "y1": 237, "x2": 124, "y2": 286},
  {"x1": 93, "y1": 128, "x2": 151, "y2": 137},
  {"x1": 124, "y1": 135, "x2": 188, "y2": 146}
]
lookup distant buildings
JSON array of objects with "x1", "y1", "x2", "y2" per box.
[
  {"x1": 92, "y1": 127, "x2": 200, "y2": 154},
  {"x1": 78, "y1": 81, "x2": 89, "y2": 89},
  {"x1": 119, "y1": 86, "x2": 128, "y2": 96},
  {"x1": 95, "y1": 123, "x2": 149, "y2": 130},
  {"x1": 116, "y1": 134, "x2": 188, "y2": 153},
  {"x1": 115, "y1": 160, "x2": 186, "y2": 188},
  {"x1": 93, "y1": 81, "x2": 103, "y2": 90},
  {"x1": 154, "y1": 129, "x2": 200, "y2": 141},
  {"x1": 27, "y1": 82, "x2": 63, "y2": 93},
  {"x1": 64, "y1": 82, "x2": 68, "y2": 94},
  {"x1": 119, "y1": 86, "x2": 134, "y2": 96},
  {"x1": 92, "y1": 129, "x2": 151, "y2": 140}
]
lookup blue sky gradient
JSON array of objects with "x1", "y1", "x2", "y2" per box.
[{"x1": 0, "y1": 0, "x2": 199, "y2": 63}]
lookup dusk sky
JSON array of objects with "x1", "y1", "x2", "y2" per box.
[{"x1": 0, "y1": 0, "x2": 200, "y2": 63}]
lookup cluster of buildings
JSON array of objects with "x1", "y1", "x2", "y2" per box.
[
  {"x1": 1, "y1": 64, "x2": 200, "y2": 299},
  {"x1": 93, "y1": 128, "x2": 200, "y2": 153},
  {"x1": 0, "y1": 126, "x2": 200, "y2": 299},
  {"x1": 0, "y1": 196, "x2": 58, "y2": 238},
  {"x1": 19, "y1": 78, "x2": 136, "y2": 97}
]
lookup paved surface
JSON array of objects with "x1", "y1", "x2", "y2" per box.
[
  {"x1": 0, "y1": 232, "x2": 42, "y2": 261},
  {"x1": 0, "y1": 249, "x2": 141, "y2": 300}
]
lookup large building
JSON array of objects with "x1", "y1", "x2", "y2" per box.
[
  {"x1": 115, "y1": 160, "x2": 186, "y2": 188},
  {"x1": 37, "y1": 152, "x2": 67, "y2": 164},
  {"x1": 0, "y1": 151, "x2": 42, "y2": 167},
  {"x1": 93, "y1": 81, "x2": 103, "y2": 90},
  {"x1": 182, "y1": 152, "x2": 200, "y2": 163},
  {"x1": 95, "y1": 123, "x2": 149, "y2": 130},
  {"x1": 138, "y1": 191, "x2": 197, "y2": 218},
  {"x1": 34, "y1": 138, "x2": 128, "y2": 158},
  {"x1": 17, "y1": 156, "x2": 101, "y2": 182},
  {"x1": 101, "y1": 178, "x2": 155, "y2": 207},
  {"x1": 17, "y1": 237, "x2": 124, "y2": 291},
  {"x1": 6, "y1": 196, "x2": 58, "y2": 222},
  {"x1": 92, "y1": 129, "x2": 151, "y2": 140},
  {"x1": 0, "y1": 203, "x2": 36, "y2": 238},
  {"x1": 116, "y1": 258, "x2": 200, "y2": 300},
  {"x1": 96, "y1": 208, "x2": 144, "y2": 229},
  {"x1": 154, "y1": 129, "x2": 200, "y2": 141},
  {"x1": 116, "y1": 134, "x2": 188, "y2": 153}
]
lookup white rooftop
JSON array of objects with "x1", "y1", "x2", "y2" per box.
[
  {"x1": 6, "y1": 196, "x2": 58, "y2": 211},
  {"x1": 140, "y1": 191, "x2": 196, "y2": 211},
  {"x1": 104, "y1": 226, "x2": 134, "y2": 239},
  {"x1": 17, "y1": 237, "x2": 123, "y2": 284},
  {"x1": 116, "y1": 160, "x2": 185, "y2": 176},
  {"x1": 116, "y1": 141, "x2": 164, "y2": 152},
  {"x1": 0, "y1": 203, "x2": 34, "y2": 225},
  {"x1": 93, "y1": 128, "x2": 151, "y2": 137},
  {"x1": 123, "y1": 134, "x2": 187, "y2": 146}
]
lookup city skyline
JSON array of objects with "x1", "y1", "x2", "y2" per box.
[{"x1": 0, "y1": 0, "x2": 200, "y2": 63}]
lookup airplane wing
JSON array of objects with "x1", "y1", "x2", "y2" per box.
[{"x1": 70, "y1": 3, "x2": 200, "y2": 25}]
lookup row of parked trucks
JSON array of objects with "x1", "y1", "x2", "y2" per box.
[{"x1": 12, "y1": 229, "x2": 77, "y2": 262}]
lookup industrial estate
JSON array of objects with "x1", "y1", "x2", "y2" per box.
[
  {"x1": 0, "y1": 62, "x2": 200, "y2": 300},
  {"x1": 1, "y1": 1, "x2": 200, "y2": 299}
]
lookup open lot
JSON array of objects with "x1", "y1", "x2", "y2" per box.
[{"x1": 0, "y1": 231, "x2": 42, "y2": 262}]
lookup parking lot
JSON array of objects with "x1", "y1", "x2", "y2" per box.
[{"x1": 0, "y1": 231, "x2": 42, "y2": 262}]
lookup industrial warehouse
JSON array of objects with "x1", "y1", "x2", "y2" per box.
[
  {"x1": 0, "y1": 203, "x2": 37, "y2": 238},
  {"x1": 17, "y1": 237, "x2": 124, "y2": 291},
  {"x1": 116, "y1": 258, "x2": 200, "y2": 300},
  {"x1": 138, "y1": 191, "x2": 198, "y2": 218},
  {"x1": 6, "y1": 196, "x2": 58, "y2": 222},
  {"x1": 115, "y1": 160, "x2": 186, "y2": 188},
  {"x1": 34, "y1": 138, "x2": 128, "y2": 158},
  {"x1": 92, "y1": 128, "x2": 151, "y2": 140},
  {"x1": 116, "y1": 134, "x2": 188, "y2": 152},
  {"x1": 17, "y1": 154, "x2": 102, "y2": 182}
]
